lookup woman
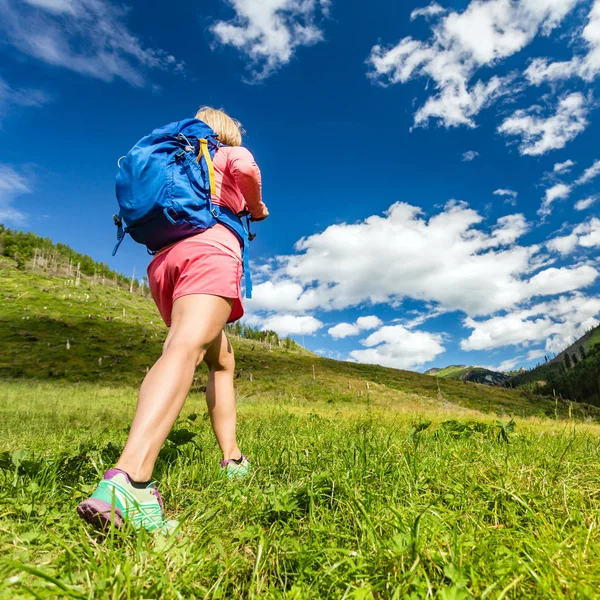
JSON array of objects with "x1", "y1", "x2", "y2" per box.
[{"x1": 77, "y1": 107, "x2": 269, "y2": 532}]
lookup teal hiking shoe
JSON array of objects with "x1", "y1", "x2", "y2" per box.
[
  {"x1": 220, "y1": 455, "x2": 250, "y2": 480},
  {"x1": 77, "y1": 468, "x2": 177, "y2": 533}
]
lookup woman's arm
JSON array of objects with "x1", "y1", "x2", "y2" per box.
[{"x1": 228, "y1": 147, "x2": 269, "y2": 220}]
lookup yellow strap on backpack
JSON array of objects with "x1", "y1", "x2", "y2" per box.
[{"x1": 198, "y1": 138, "x2": 216, "y2": 197}]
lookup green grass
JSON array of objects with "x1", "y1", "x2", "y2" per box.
[
  {"x1": 2, "y1": 381, "x2": 600, "y2": 598},
  {"x1": 2, "y1": 259, "x2": 600, "y2": 598}
]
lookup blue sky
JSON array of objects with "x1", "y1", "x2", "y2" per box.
[{"x1": 1, "y1": 0, "x2": 599, "y2": 372}]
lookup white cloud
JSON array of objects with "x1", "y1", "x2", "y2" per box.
[
  {"x1": 260, "y1": 314, "x2": 322, "y2": 337},
  {"x1": 553, "y1": 159, "x2": 575, "y2": 173},
  {"x1": 211, "y1": 0, "x2": 329, "y2": 80},
  {"x1": 328, "y1": 315, "x2": 382, "y2": 339},
  {"x1": 493, "y1": 188, "x2": 518, "y2": 205},
  {"x1": 498, "y1": 92, "x2": 590, "y2": 156},
  {"x1": 546, "y1": 233, "x2": 579, "y2": 255},
  {"x1": 328, "y1": 322, "x2": 359, "y2": 339},
  {"x1": 350, "y1": 325, "x2": 445, "y2": 370},
  {"x1": 367, "y1": 0, "x2": 580, "y2": 128},
  {"x1": 484, "y1": 357, "x2": 521, "y2": 372},
  {"x1": 539, "y1": 182, "x2": 572, "y2": 218},
  {"x1": 577, "y1": 217, "x2": 600, "y2": 248},
  {"x1": 246, "y1": 279, "x2": 319, "y2": 314},
  {"x1": 547, "y1": 217, "x2": 600, "y2": 254},
  {"x1": 461, "y1": 293, "x2": 600, "y2": 351},
  {"x1": 493, "y1": 189, "x2": 518, "y2": 199},
  {"x1": 525, "y1": 0, "x2": 600, "y2": 85},
  {"x1": 0, "y1": 0, "x2": 181, "y2": 87},
  {"x1": 257, "y1": 201, "x2": 598, "y2": 319},
  {"x1": 575, "y1": 195, "x2": 599, "y2": 210},
  {"x1": 462, "y1": 150, "x2": 479, "y2": 161},
  {"x1": 0, "y1": 164, "x2": 32, "y2": 224},
  {"x1": 575, "y1": 158, "x2": 600, "y2": 185},
  {"x1": 410, "y1": 2, "x2": 446, "y2": 21},
  {"x1": 527, "y1": 349, "x2": 547, "y2": 361},
  {"x1": 356, "y1": 315, "x2": 383, "y2": 330}
]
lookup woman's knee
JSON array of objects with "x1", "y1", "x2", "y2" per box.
[
  {"x1": 205, "y1": 338, "x2": 235, "y2": 373},
  {"x1": 163, "y1": 335, "x2": 209, "y2": 364}
]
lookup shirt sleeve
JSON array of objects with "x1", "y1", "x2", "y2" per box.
[{"x1": 227, "y1": 146, "x2": 268, "y2": 219}]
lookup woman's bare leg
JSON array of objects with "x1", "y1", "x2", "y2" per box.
[
  {"x1": 115, "y1": 294, "x2": 233, "y2": 482},
  {"x1": 203, "y1": 332, "x2": 240, "y2": 461}
]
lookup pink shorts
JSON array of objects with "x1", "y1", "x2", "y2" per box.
[{"x1": 147, "y1": 235, "x2": 244, "y2": 327}]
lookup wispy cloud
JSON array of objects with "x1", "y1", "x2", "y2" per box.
[
  {"x1": 0, "y1": 164, "x2": 33, "y2": 225},
  {"x1": 0, "y1": 77, "x2": 51, "y2": 124},
  {"x1": 0, "y1": 0, "x2": 183, "y2": 87},
  {"x1": 462, "y1": 150, "x2": 479, "y2": 162},
  {"x1": 410, "y1": 2, "x2": 446, "y2": 21},
  {"x1": 553, "y1": 159, "x2": 575, "y2": 174},
  {"x1": 575, "y1": 159, "x2": 600, "y2": 185}
]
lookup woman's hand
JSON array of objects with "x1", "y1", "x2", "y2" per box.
[{"x1": 251, "y1": 207, "x2": 269, "y2": 222}]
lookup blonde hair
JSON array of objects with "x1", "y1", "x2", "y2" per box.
[{"x1": 195, "y1": 106, "x2": 243, "y2": 147}]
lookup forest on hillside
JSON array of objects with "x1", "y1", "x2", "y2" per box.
[{"x1": 513, "y1": 335, "x2": 600, "y2": 406}]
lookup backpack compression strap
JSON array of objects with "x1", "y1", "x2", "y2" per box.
[{"x1": 198, "y1": 139, "x2": 216, "y2": 196}]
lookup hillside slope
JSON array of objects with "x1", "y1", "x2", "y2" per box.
[
  {"x1": 2, "y1": 257, "x2": 599, "y2": 420},
  {"x1": 512, "y1": 324, "x2": 600, "y2": 404}
]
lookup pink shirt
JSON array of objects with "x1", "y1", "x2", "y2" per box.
[{"x1": 157, "y1": 145, "x2": 267, "y2": 260}]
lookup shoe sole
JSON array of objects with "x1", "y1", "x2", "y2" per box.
[{"x1": 77, "y1": 498, "x2": 124, "y2": 530}]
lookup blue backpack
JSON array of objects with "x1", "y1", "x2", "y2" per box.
[{"x1": 112, "y1": 118, "x2": 253, "y2": 298}]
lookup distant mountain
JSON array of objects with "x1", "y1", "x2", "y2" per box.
[{"x1": 425, "y1": 365, "x2": 512, "y2": 386}]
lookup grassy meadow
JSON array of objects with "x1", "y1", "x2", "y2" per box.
[{"x1": 1, "y1": 259, "x2": 600, "y2": 598}]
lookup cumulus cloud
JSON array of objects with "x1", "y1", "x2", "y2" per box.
[
  {"x1": 539, "y1": 182, "x2": 572, "y2": 218},
  {"x1": 367, "y1": 0, "x2": 579, "y2": 128},
  {"x1": 462, "y1": 150, "x2": 479, "y2": 161},
  {"x1": 0, "y1": 164, "x2": 32, "y2": 224},
  {"x1": 244, "y1": 201, "x2": 600, "y2": 321},
  {"x1": 498, "y1": 92, "x2": 590, "y2": 156},
  {"x1": 525, "y1": 0, "x2": 600, "y2": 85},
  {"x1": 461, "y1": 293, "x2": 600, "y2": 352},
  {"x1": 575, "y1": 158, "x2": 600, "y2": 185},
  {"x1": 575, "y1": 195, "x2": 599, "y2": 211},
  {"x1": 328, "y1": 322, "x2": 359, "y2": 339},
  {"x1": 211, "y1": 0, "x2": 329, "y2": 80},
  {"x1": 350, "y1": 325, "x2": 445, "y2": 370},
  {"x1": 0, "y1": 0, "x2": 182, "y2": 86},
  {"x1": 355, "y1": 315, "x2": 383, "y2": 330},
  {"x1": 553, "y1": 159, "x2": 575, "y2": 173},
  {"x1": 328, "y1": 315, "x2": 383, "y2": 339},
  {"x1": 259, "y1": 314, "x2": 323, "y2": 337}
]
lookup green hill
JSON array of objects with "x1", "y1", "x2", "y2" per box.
[{"x1": 1, "y1": 252, "x2": 598, "y2": 420}]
